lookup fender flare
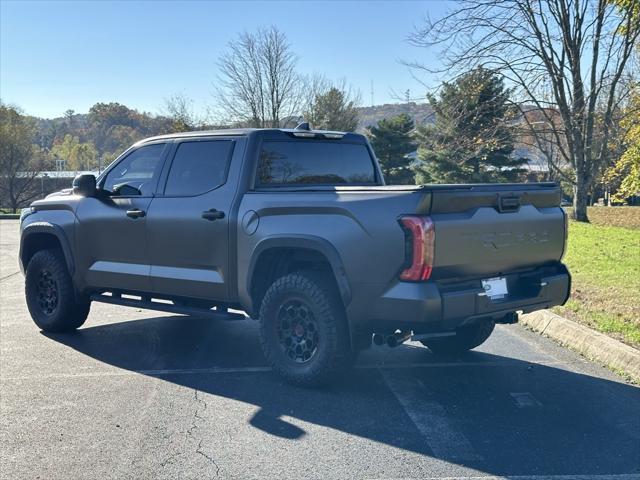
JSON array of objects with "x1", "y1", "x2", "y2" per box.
[
  {"x1": 247, "y1": 235, "x2": 352, "y2": 308},
  {"x1": 20, "y1": 222, "x2": 75, "y2": 275}
]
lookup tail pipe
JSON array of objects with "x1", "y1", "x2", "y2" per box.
[
  {"x1": 373, "y1": 330, "x2": 458, "y2": 348},
  {"x1": 386, "y1": 331, "x2": 412, "y2": 348}
]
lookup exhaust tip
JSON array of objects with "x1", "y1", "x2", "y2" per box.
[
  {"x1": 386, "y1": 331, "x2": 412, "y2": 348},
  {"x1": 372, "y1": 333, "x2": 385, "y2": 346}
]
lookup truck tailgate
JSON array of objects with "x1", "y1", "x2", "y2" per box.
[{"x1": 428, "y1": 183, "x2": 566, "y2": 279}]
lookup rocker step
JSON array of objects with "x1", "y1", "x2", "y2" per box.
[{"x1": 90, "y1": 293, "x2": 247, "y2": 321}]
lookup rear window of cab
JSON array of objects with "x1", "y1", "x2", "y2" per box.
[{"x1": 257, "y1": 141, "x2": 377, "y2": 186}]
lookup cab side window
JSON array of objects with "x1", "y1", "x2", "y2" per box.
[
  {"x1": 102, "y1": 143, "x2": 166, "y2": 196},
  {"x1": 164, "y1": 140, "x2": 233, "y2": 196}
]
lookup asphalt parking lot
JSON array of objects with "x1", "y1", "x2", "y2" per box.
[{"x1": 1, "y1": 219, "x2": 639, "y2": 480}]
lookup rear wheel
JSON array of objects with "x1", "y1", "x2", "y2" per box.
[
  {"x1": 258, "y1": 271, "x2": 352, "y2": 387},
  {"x1": 421, "y1": 319, "x2": 495, "y2": 355},
  {"x1": 25, "y1": 249, "x2": 90, "y2": 332}
]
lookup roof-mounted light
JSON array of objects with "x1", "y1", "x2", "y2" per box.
[
  {"x1": 292, "y1": 121, "x2": 317, "y2": 138},
  {"x1": 322, "y1": 132, "x2": 345, "y2": 139},
  {"x1": 290, "y1": 122, "x2": 346, "y2": 139},
  {"x1": 291, "y1": 131, "x2": 317, "y2": 138}
]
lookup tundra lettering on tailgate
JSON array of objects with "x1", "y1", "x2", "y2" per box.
[{"x1": 463, "y1": 230, "x2": 549, "y2": 250}]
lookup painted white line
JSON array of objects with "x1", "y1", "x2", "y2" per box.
[
  {"x1": 366, "y1": 475, "x2": 640, "y2": 480},
  {"x1": 380, "y1": 369, "x2": 481, "y2": 462},
  {"x1": 0, "y1": 270, "x2": 20, "y2": 282},
  {"x1": 362, "y1": 359, "x2": 570, "y2": 370},
  {"x1": 510, "y1": 392, "x2": 543, "y2": 408},
  {"x1": 0, "y1": 359, "x2": 575, "y2": 382},
  {"x1": 0, "y1": 365, "x2": 272, "y2": 381}
]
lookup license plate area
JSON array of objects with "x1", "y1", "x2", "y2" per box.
[{"x1": 481, "y1": 277, "x2": 508, "y2": 300}]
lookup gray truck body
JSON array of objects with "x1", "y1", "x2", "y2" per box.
[{"x1": 19, "y1": 128, "x2": 570, "y2": 345}]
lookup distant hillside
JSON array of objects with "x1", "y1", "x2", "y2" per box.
[
  {"x1": 30, "y1": 101, "x2": 433, "y2": 138},
  {"x1": 355, "y1": 102, "x2": 434, "y2": 132},
  {"x1": 26, "y1": 101, "x2": 435, "y2": 163}
]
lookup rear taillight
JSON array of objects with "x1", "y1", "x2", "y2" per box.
[
  {"x1": 561, "y1": 207, "x2": 569, "y2": 260},
  {"x1": 398, "y1": 216, "x2": 435, "y2": 281}
]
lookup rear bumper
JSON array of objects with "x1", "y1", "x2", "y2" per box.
[{"x1": 370, "y1": 263, "x2": 570, "y2": 333}]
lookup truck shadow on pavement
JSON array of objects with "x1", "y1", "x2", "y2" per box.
[{"x1": 44, "y1": 314, "x2": 640, "y2": 476}]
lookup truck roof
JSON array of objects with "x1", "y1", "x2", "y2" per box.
[{"x1": 136, "y1": 128, "x2": 366, "y2": 145}]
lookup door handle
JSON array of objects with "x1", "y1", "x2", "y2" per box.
[
  {"x1": 201, "y1": 209, "x2": 225, "y2": 221},
  {"x1": 126, "y1": 209, "x2": 146, "y2": 219}
]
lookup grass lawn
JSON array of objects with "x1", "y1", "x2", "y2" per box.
[{"x1": 554, "y1": 207, "x2": 640, "y2": 348}]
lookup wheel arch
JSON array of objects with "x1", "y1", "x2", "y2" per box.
[
  {"x1": 246, "y1": 235, "x2": 352, "y2": 317},
  {"x1": 20, "y1": 222, "x2": 75, "y2": 276}
]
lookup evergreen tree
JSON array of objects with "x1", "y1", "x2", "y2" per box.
[
  {"x1": 366, "y1": 113, "x2": 416, "y2": 184},
  {"x1": 413, "y1": 67, "x2": 525, "y2": 184},
  {"x1": 305, "y1": 87, "x2": 359, "y2": 132}
]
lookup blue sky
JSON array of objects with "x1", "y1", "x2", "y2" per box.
[{"x1": 0, "y1": 0, "x2": 450, "y2": 119}]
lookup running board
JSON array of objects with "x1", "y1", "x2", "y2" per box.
[{"x1": 90, "y1": 293, "x2": 246, "y2": 321}]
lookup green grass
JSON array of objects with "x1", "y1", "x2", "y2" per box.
[{"x1": 554, "y1": 215, "x2": 640, "y2": 348}]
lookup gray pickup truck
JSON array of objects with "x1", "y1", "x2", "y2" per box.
[{"x1": 19, "y1": 124, "x2": 570, "y2": 385}]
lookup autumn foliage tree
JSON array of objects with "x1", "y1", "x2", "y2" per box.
[
  {"x1": 50, "y1": 134, "x2": 98, "y2": 171},
  {"x1": 0, "y1": 103, "x2": 43, "y2": 212},
  {"x1": 605, "y1": 86, "x2": 640, "y2": 202}
]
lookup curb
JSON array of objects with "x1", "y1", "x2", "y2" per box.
[{"x1": 520, "y1": 310, "x2": 640, "y2": 382}]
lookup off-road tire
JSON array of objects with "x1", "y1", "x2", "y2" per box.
[
  {"x1": 259, "y1": 271, "x2": 352, "y2": 387},
  {"x1": 421, "y1": 319, "x2": 495, "y2": 355},
  {"x1": 25, "y1": 249, "x2": 90, "y2": 332}
]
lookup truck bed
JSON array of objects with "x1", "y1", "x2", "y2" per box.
[{"x1": 253, "y1": 182, "x2": 564, "y2": 279}]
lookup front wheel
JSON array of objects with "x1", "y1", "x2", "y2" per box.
[
  {"x1": 258, "y1": 271, "x2": 352, "y2": 387},
  {"x1": 25, "y1": 249, "x2": 90, "y2": 333},
  {"x1": 421, "y1": 319, "x2": 495, "y2": 355}
]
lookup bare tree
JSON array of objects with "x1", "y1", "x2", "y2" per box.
[
  {"x1": 0, "y1": 103, "x2": 43, "y2": 212},
  {"x1": 214, "y1": 27, "x2": 304, "y2": 128},
  {"x1": 300, "y1": 73, "x2": 331, "y2": 119},
  {"x1": 409, "y1": 0, "x2": 639, "y2": 221},
  {"x1": 163, "y1": 93, "x2": 201, "y2": 132}
]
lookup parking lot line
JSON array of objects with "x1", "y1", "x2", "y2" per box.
[
  {"x1": 0, "y1": 270, "x2": 20, "y2": 282},
  {"x1": 0, "y1": 359, "x2": 575, "y2": 382},
  {"x1": 380, "y1": 369, "x2": 481, "y2": 462}
]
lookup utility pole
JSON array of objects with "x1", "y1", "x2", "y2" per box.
[{"x1": 370, "y1": 79, "x2": 374, "y2": 107}]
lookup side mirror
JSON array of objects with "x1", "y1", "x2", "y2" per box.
[{"x1": 72, "y1": 174, "x2": 97, "y2": 197}]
